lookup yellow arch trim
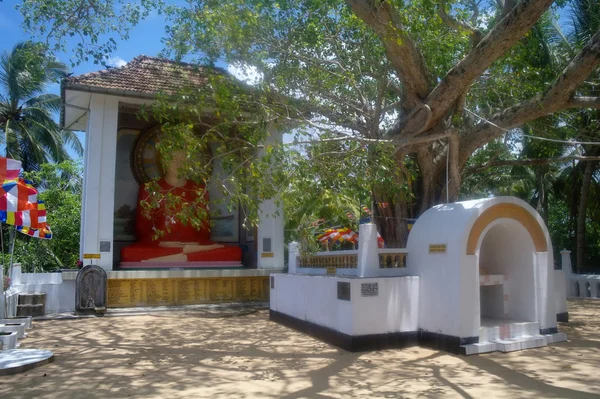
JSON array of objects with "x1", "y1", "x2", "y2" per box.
[{"x1": 466, "y1": 203, "x2": 547, "y2": 255}]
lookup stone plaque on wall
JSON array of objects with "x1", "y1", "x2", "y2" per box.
[
  {"x1": 337, "y1": 282, "x2": 351, "y2": 301},
  {"x1": 361, "y1": 283, "x2": 379, "y2": 297},
  {"x1": 76, "y1": 265, "x2": 108, "y2": 314}
]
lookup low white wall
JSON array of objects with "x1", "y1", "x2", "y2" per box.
[
  {"x1": 554, "y1": 270, "x2": 568, "y2": 314},
  {"x1": 270, "y1": 274, "x2": 419, "y2": 336},
  {"x1": 10, "y1": 265, "x2": 75, "y2": 314}
]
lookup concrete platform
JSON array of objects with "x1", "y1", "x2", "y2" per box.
[
  {"x1": 461, "y1": 319, "x2": 568, "y2": 355},
  {"x1": 0, "y1": 349, "x2": 54, "y2": 376}
]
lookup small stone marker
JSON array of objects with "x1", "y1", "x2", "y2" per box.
[{"x1": 76, "y1": 265, "x2": 107, "y2": 315}]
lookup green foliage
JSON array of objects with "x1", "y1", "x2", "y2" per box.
[
  {"x1": 18, "y1": 0, "x2": 165, "y2": 67},
  {"x1": 12, "y1": 161, "x2": 82, "y2": 272},
  {"x1": 0, "y1": 42, "x2": 82, "y2": 171}
]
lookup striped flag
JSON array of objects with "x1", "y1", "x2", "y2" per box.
[{"x1": 0, "y1": 157, "x2": 52, "y2": 239}]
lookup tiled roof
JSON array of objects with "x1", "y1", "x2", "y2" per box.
[{"x1": 63, "y1": 55, "x2": 224, "y2": 96}]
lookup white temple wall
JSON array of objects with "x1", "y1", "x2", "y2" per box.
[
  {"x1": 270, "y1": 274, "x2": 419, "y2": 336},
  {"x1": 257, "y1": 126, "x2": 285, "y2": 269},
  {"x1": 406, "y1": 203, "x2": 478, "y2": 338},
  {"x1": 81, "y1": 93, "x2": 119, "y2": 270},
  {"x1": 9, "y1": 265, "x2": 75, "y2": 314},
  {"x1": 479, "y1": 220, "x2": 537, "y2": 322},
  {"x1": 407, "y1": 197, "x2": 558, "y2": 338}
]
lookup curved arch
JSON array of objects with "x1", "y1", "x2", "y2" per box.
[{"x1": 466, "y1": 203, "x2": 548, "y2": 255}]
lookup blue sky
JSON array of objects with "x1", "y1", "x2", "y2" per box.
[{"x1": 0, "y1": 1, "x2": 176, "y2": 157}]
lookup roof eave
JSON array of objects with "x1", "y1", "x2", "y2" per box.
[{"x1": 62, "y1": 82, "x2": 161, "y2": 100}]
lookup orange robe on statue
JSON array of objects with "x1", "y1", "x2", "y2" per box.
[{"x1": 121, "y1": 179, "x2": 242, "y2": 263}]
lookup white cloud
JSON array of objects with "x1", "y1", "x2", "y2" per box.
[
  {"x1": 227, "y1": 62, "x2": 263, "y2": 85},
  {"x1": 106, "y1": 56, "x2": 127, "y2": 68}
]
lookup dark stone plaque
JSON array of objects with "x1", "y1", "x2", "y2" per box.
[
  {"x1": 99, "y1": 241, "x2": 111, "y2": 252},
  {"x1": 75, "y1": 265, "x2": 108, "y2": 314},
  {"x1": 337, "y1": 282, "x2": 351, "y2": 301}
]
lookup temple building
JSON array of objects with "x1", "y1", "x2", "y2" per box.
[{"x1": 60, "y1": 56, "x2": 284, "y2": 307}]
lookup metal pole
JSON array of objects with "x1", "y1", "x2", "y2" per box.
[{"x1": 446, "y1": 138, "x2": 450, "y2": 204}]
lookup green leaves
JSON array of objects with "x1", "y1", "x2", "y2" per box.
[
  {"x1": 14, "y1": 161, "x2": 83, "y2": 271},
  {"x1": 0, "y1": 42, "x2": 81, "y2": 171}
]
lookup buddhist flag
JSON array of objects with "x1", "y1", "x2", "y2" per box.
[{"x1": 0, "y1": 157, "x2": 52, "y2": 239}]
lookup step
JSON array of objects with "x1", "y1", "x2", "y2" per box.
[
  {"x1": 479, "y1": 320, "x2": 539, "y2": 341},
  {"x1": 0, "y1": 323, "x2": 27, "y2": 339},
  {"x1": 0, "y1": 331, "x2": 18, "y2": 350},
  {"x1": 18, "y1": 293, "x2": 46, "y2": 306},
  {"x1": 494, "y1": 335, "x2": 548, "y2": 352},
  {"x1": 17, "y1": 304, "x2": 45, "y2": 317},
  {"x1": 0, "y1": 318, "x2": 32, "y2": 329}
]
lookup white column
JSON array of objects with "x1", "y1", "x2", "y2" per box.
[
  {"x1": 560, "y1": 250, "x2": 573, "y2": 275},
  {"x1": 358, "y1": 223, "x2": 380, "y2": 277},
  {"x1": 80, "y1": 94, "x2": 119, "y2": 271},
  {"x1": 257, "y1": 126, "x2": 284, "y2": 269},
  {"x1": 560, "y1": 249, "x2": 576, "y2": 297},
  {"x1": 288, "y1": 241, "x2": 299, "y2": 274}
]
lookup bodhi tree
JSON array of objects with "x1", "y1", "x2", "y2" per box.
[{"x1": 18, "y1": 0, "x2": 600, "y2": 246}]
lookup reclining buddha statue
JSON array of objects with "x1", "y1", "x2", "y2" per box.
[{"x1": 121, "y1": 149, "x2": 242, "y2": 264}]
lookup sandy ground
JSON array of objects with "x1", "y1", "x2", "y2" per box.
[{"x1": 0, "y1": 299, "x2": 599, "y2": 399}]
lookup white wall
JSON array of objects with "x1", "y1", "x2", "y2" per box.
[
  {"x1": 10, "y1": 266, "x2": 75, "y2": 314},
  {"x1": 270, "y1": 274, "x2": 419, "y2": 336},
  {"x1": 479, "y1": 220, "x2": 537, "y2": 322},
  {"x1": 257, "y1": 126, "x2": 285, "y2": 269},
  {"x1": 407, "y1": 197, "x2": 558, "y2": 339},
  {"x1": 81, "y1": 93, "x2": 119, "y2": 270}
]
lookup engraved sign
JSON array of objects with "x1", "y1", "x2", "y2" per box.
[
  {"x1": 361, "y1": 283, "x2": 379, "y2": 297},
  {"x1": 76, "y1": 265, "x2": 107, "y2": 314},
  {"x1": 83, "y1": 253, "x2": 101, "y2": 259},
  {"x1": 429, "y1": 244, "x2": 447, "y2": 254},
  {"x1": 326, "y1": 266, "x2": 336, "y2": 275},
  {"x1": 337, "y1": 281, "x2": 351, "y2": 301},
  {"x1": 107, "y1": 277, "x2": 270, "y2": 307}
]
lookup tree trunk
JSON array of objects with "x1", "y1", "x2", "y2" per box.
[
  {"x1": 576, "y1": 161, "x2": 594, "y2": 271},
  {"x1": 372, "y1": 193, "x2": 409, "y2": 248}
]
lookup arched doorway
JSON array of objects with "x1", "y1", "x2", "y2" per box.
[{"x1": 478, "y1": 219, "x2": 538, "y2": 324}]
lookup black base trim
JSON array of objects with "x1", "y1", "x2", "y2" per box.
[
  {"x1": 418, "y1": 331, "x2": 479, "y2": 355},
  {"x1": 270, "y1": 310, "x2": 479, "y2": 353},
  {"x1": 540, "y1": 327, "x2": 558, "y2": 335},
  {"x1": 270, "y1": 310, "x2": 418, "y2": 352},
  {"x1": 556, "y1": 312, "x2": 569, "y2": 323}
]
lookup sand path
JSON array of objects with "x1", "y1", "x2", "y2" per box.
[{"x1": 0, "y1": 299, "x2": 598, "y2": 398}]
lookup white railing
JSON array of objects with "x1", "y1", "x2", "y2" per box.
[
  {"x1": 297, "y1": 250, "x2": 359, "y2": 269},
  {"x1": 562, "y1": 249, "x2": 600, "y2": 299},
  {"x1": 377, "y1": 248, "x2": 408, "y2": 269},
  {"x1": 289, "y1": 225, "x2": 409, "y2": 277}
]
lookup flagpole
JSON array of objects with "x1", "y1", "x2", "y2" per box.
[{"x1": 8, "y1": 226, "x2": 15, "y2": 283}]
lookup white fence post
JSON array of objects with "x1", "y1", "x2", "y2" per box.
[
  {"x1": 560, "y1": 250, "x2": 573, "y2": 275},
  {"x1": 0, "y1": 265, "x2": 4, "y2": 319},
  {"x1": 288, "y1": 242, "x2": 299, "y2": 274},
  {"x1": 358, "y1": 223, "x2": 380, "y2": 277}
]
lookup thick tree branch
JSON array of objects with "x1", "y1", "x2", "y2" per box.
[
  {"x1": 467, "y1": 156, "x2": 600, "y2": 174},
  {"x1": 345, "y1": 0, "x2": 431, "y2": 107},
  {"x1": 565, "y1": 96, "x2": 600, "y2": 109},
  {"x1": 459, "y1": 28, "x2": 600, "y2": 166},
  {"x1": 394, "y1": 0, "x2": 554, "y2": 138}
]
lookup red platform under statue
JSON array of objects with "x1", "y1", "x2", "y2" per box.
[{"x1": 120, "y1": 150, "x2": 242, "y2": 268}]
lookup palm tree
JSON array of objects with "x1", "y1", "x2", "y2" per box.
[{"x1": 0, "y1": 42, "x2": 82, "y2": 171}]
